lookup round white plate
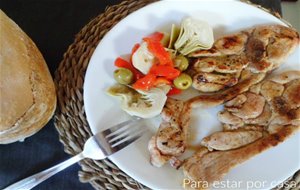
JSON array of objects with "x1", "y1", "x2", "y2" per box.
[{"x1": 84, "y1": 1, "x2": 300, "y2": 189}]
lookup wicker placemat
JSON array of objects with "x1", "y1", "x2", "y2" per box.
[
  {"x1": 54, "y1": 0, "x2": 156, "y2": 189},
  {"x1": 54, "y1": 0, "x2": 299, "y2": 189}
]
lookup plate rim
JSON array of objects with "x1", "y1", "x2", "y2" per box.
[{"x1": 83, "y1": 0, "x2": 299, "y2": 189}]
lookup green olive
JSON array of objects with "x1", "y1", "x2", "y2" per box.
[
  {"x1": 113, "y1": 68, "x2": 133, "y2": 85},
  {"x1": 173, "y1": 73, "x2": 192, "y2": 90},
  {"x1": 174, "y1": 56, "x2": 189, "y2": 71}
]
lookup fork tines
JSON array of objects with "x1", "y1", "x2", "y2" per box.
[
  {"x1": 96, "y1": 117, "x2": 146, "y2": 154},
  {"x1": 101, "y1": 116, "x2": 141, "y2": 137},
  {"x1": 106, "y1": 122, "x2": 146, "y2": 151}
]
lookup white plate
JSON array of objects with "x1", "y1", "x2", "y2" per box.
[{"x1": 84, "y1": 1, "x2": 300, "y2": 189}]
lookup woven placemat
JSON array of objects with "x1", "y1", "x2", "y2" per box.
[
  {"x1": 54, "y1": 0, "x2": 156, "y2": 189},
  {"x1": 54, "y1": 0, "x2": 299, "y2": 189}
]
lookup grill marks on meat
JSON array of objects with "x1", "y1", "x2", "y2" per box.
[
  {"x1": 201, "y1": 130, "x2": 263, "y2": 151},
  {"x1": 260, "y1": 81, "x2": 284, "y2": 101},
  {"x1": 148, "y1": 98, "x2": 192, "y2": 167},
  {"x1": 188, "y1": 71, "x2": 266, "y2": 108},
  {"x1": 148, "y1": 136, "x2": 171, "y2": 167},
  {"x1": 229, "y1": 92, "x2": 265, "y2": 119},
  {"x1": 189, "y1": 25, "x2": 299, "y2": 93},
  {"x1": 217, "y1": 71, "x2": 300, "y2": 131},
  {"x1": 183, "y1": 71, "x2": 300, "y2": 189},
  {"x1": 246, "y1": 37, "x2": 266, "y2": 62},
  {"x1": 244, "y1": 103, "x2": 272, "y2": 126},
  {"x1": 148, "y1": 25, "x2": 298, "y2": 183},
  {"x1": 193, "y1": 72, "x2": 240, "y2": 93},
  {"x1": 183, "y1": 125, "x2": 299, "y2": 190},
  {"x1": 193, "y1": 32, "x2": 250, "y2": 56},
  {"x1": 148, "y1": 75, "x2": 267, "y2": 167},
  {"x1": 220, "y1": 35, "x2": 245, "y2": 49},
  {"x1": 283, "y1": 79, "x2": 300, "y2": 109}
]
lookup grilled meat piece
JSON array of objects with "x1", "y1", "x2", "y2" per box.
[
  {"x1": 192, "y1": 72, "x2": 240, "y2": 92},
  {"x1": 228, "y1": 92, "x2": 265, "y2": 119},
  {"x1": 183, "y1": 125, "x2": 300, "y2": 190},
  {"x1": 201, "y1": 129, "x2": 263, "y2": 151},
  {"x1": 191, "y1": 32, "x2": 250, "y2": 57},
  {"x1": 244, "y1": 103, "x2": 272, "y2": 126},
  {"x1": 188, "y1": 71, "x2": 266, "y2": 108},
  {"x1": 148, "y1": 98, "x2": 192, "y2": 167},
  {"x1": 218, "y1": 111, "x2": 244, "y2": 127},
  {"x1": 189, "y1": 25, "x2": 299, "y2": 93},
  {"x1": 183, "y1": 71, "x2": 300, "y2": 189},
  {"x1": 217, "y1": 71, "x2": 300, "y2": 130},
  {"x1": 148, "y1": 136, "x2": 171, "y2": 167}
]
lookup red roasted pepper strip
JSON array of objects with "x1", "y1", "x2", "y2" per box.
[
  {"x1": 133, "y1": 74, "x2": 156, "y2": 91},
  {"x1": 167, "y1": 87, "x2": 182, "y2": 96},
  {"x1": 114, "y1": 57, "x2": 144, "y2": 80},
  {"x1": 143, "y1": 38, "x2": 173, "y2": 66},
  {"x1": 149, "y1": 64, "x2": 180, "y2": 80},
  {"x1": 114, "y1": 57, "x2": 131, "y2": 68},
  {"x1": 143, "y1": 32, "x2": 164, "y2": 42}
]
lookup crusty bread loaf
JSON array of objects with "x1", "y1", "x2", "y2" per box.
[{"x1": 0, "y1": 10, "x2": 56, "y2": 144}]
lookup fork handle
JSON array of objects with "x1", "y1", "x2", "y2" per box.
[{"x1": 4, "y1": 153, "x2": 85, "y2": 190}]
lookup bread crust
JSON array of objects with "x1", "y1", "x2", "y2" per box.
[{"x1": 0, "y1": 10, "x2": 56, "y2": 144}]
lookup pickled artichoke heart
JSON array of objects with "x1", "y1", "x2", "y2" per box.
[
  {"x1": 160, "y1": 32, "x2": 171, "y2": 47},
  {"x1": 132, "y1": 42, "x2": 155, "y2": 74},
  {"x1": 165, "y1": 48, "x2": 177, "y2": 59},
  {"x1": 174, "y1": 18, "x2": 214, "y2": 55},
  {"x1": 107, "y1": 84, "x2": 170, "y2": 118},
  {"x1": 168, "y1": 24, "x2": 180, "y2": 49}
]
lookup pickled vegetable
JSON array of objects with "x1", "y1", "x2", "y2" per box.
[
  {"x1": 175, "y1": 18, "x2": 214, "y2": 55},
  {"x1": 114, "y1": 68, "x2": 134, "y2": 85},
  {"x1": 160, "y1": 32, "x2": 170, "y2": 47},
  {"x1": 173, "y1": 73, "x2": 192, "y2": 90},
  {"x1": 107, "y1": 84, "x2": 170, "y2": 118},
  {"x1": 174, "y1": 55, "x2": 189, "y2": 71},
  {"x1": 168, "y1": 24, "x2": 180, "y2": 49}
]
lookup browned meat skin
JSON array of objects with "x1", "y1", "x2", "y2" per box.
[
  {"x1": 282, "y1": 79, "x2": 300, "y2": 109},
  {"x1": 269, "y1": 70, "x2": 300, "y2": 84},
  {"x1": 149, "y1": 71, "x2": 265, "y2": 168},
  {"x1": 270, "y1": 96, "x2": 300, "y2": 126},
  {"x1": 189, "y1": 25, "x2": 299, "y2": 93},
  {"x1": 266, "y1": 74, "x2": 300, "y2": 128},
  {"x1": 152, "y1": 25, "x2": 299, "y2": 166},
  {"x1": 193, "y1": 54, "x2": 248, "y2": 74},
  {"x1": 148, "y1": 98, "x2": 192, "y2": 167},
  {"x1": 260, "y1": 81, "x2": 284, "y2": 101},
  {"x1": 244, "y1": 25, "x2": 299, "y2": 73},
  {"x1": 191, "y1": 31, "x2": 251, "y2": 57},
  {"x1": 246, "y1": 37, "x2": 266, "y2": 63},
  {"x1": 148, "y1": 136, "x2": 171, "y2": 167},
  {"x1": 190, "y1": 47, "x2": 222, "y2": 57},
  {"x1": 244, "y1": 103, "x2": 272, "y2": 126},
  {"x1": 218, "y1": 111, "x2": 244, "y2": 127},
  {"x1": 201, "y1": 130, "x2": 263, "y2": 151},
  {"x1": 188, "y1": 72, "x2": 266, "y2": 108},
  {"x1": 184, "y1": 71, "x2": 300, "y2": 189},
  {"x1": 225, "y1": 94, "x2": 247, "y2": 108},
  {"x1": 215, "y1": 32, "x2": 249, "y2": 55},
  {"x1": 183, "y1": 125, "x2": 300, "y2": 190},
  {"x1": 216, "y1": 71, "x2": 300, "y2": 131},
  {"x1": 192, "y1": 72, "x2": 239, "y2": 92},
  {"x1": 230, "y1": 92, "x2": 265, "y2": 119}
]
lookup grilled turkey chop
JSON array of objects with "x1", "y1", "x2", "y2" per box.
[
  {"x1": 189, "y1": 25, "x2": 299, "y2": 95},
  {"x1": 149, "y1": 25, "x2": 299, "y2": 168},
  {"x1": 183, "y1": 71, "x2": 300, "y2": 189}
]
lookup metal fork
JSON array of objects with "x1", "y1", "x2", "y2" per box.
[{"x1": 4, "y1": 117, "x2": 144, "y2": 190}]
